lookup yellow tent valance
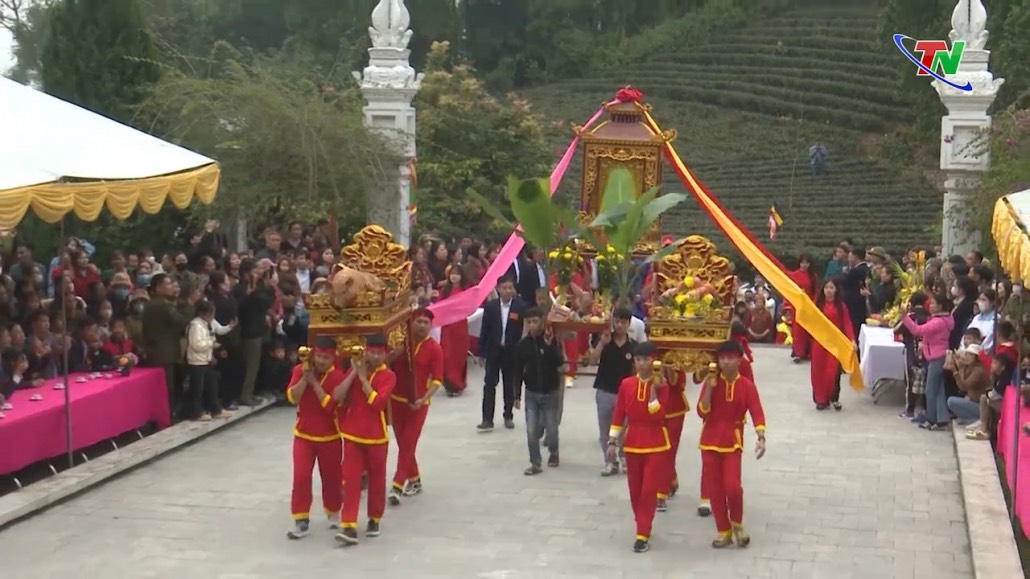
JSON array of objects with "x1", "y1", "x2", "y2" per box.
[
  {"x1": 0, "y1": 163, "x2": 220, "y2": 229},
  {"x1": 993, "y1": 192, "x2": 1030, "y2": 283}
]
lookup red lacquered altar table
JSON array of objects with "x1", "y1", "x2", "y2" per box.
[{"x1": 0, "y1": 368, "x2": 170, "y2": 476}]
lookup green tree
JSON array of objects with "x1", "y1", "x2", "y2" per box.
[
  {"x1": 136, "y1": 41, "x2": 396, "y2": 235},
  {"x1": 41, "y1": 0, "x2": 161, "y2": 122},
  {"x1": 413, "y1": 41, "x2": 551, "y2": 241},
  {"x1": 1, "y1": 0, "x2": 54, "y2": 84},
  {"x1": 993, "y1": 0, "x2": 1030, "y2": 110},
  {"x1": 973, "y1": 96, "x2": 1030, "y2": 250}
]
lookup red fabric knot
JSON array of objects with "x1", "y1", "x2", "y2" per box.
[{"x1": 615, "y1": 86, "x2": 644, "y2": 103}]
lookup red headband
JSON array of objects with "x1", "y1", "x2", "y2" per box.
[
  {"x1": 717, "y1": 352, "x2": 742, "y2": 360},
  {"x1": 413, "y1": 311, "x2": 433, "y2": 321},
  {"x1": 365, "y1": 344, "x2": 388, "y2": 352},
  {"x1": 313, "y1": 346, "x2": 335, "y2": 356}
]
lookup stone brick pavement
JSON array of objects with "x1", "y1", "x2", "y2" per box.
[{"x1": 0, "y1": 349, "x2": 973, "y2": 578}]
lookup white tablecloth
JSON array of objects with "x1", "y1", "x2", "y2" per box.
[
  {"x1": 430, "y1": 308, "x2": 484, "y2": 342},
  {"x1": 858, "y1": 325, "x2": 907, "y2": 391}
]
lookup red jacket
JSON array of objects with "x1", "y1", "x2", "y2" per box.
[
  {"x1": 287, "y1": 364, "x2": 345, "y2": 442},
  {"x1": 610, "y1": 375, "x2": 671, "y2": 454},
  {"x1": 338, "y1": 364, "x2": 395, "y2": 445},
  {"x1": 697, "y1": 373, "x2": 765, "y2": 453},
  {"x1": 102, "y1": 338, "x2": 134, "y2": 358},
  {"x1": 390, "y1": 336, "x2": 443, "y2": 406},
  {"x1": 664, "y1": 370, "x2": 689, "y2": 419}
]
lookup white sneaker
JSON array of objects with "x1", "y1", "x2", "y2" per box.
[
  {"x1": 287, "y1": 520, "x2": 310, "y2": 539},
  {"x1": 328, "y1": 512, "x2": 341, "y2": 529},
  {"x1": 964, "y1": 420, "x2": 982, "y2": 431},
  {"x1": 564, "y1": 376, "x2": 575, "y2": 389}
]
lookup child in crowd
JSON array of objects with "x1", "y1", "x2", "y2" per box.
[
  {"x1": 895, "y1": 291, "x2": 927, "y2": 420},
  {"x1": 262, "y1": 340, "x2": 294, "y2": 399},
  {"x1": 102, "y1": 317, "x2": 134, "y2": 358},
  {"x1": 965, "y1": 352, "x2": 1017, "y2": 440}
]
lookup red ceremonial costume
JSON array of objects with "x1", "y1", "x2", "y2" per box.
[
  {"x1": 697, "y1": 372, "x2": 766, "y2": 537},
  {"x1": 438, "y1": 290, "x2": 469, "y2": 392},
  {"x1": 660, "y1": 371, "x2": 689, "y2": 498},
  {"x1": 287, "y1": 364, "x2": 345, "y2": 520},
  {"x1": 610, "y1": 375, "x2": 671, "y2": 542},
  {"x1": 786, "y1": 268, "x2": 818, "y2": 359},
  {"x1": 338, "y1": 363, "x2": 396, "y2": 529},
  {"x1": 810, "y1": 301, "x2": 854, "y2": 405},
  {"x1": 390, "y1": 335, "x2": 443, "y2": 490},
  {"x1": 730, "y1": 334, "x2": 755, "y2": 384}
]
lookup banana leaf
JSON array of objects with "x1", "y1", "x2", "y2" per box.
[{"x1": 508, "y1": 176, "x2": 557, "y2": 251}]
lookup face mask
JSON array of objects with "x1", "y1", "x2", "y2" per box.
[
  {"x1": 137, "y1": 274, "x2": 151, "y2": 286},
  {"x1": 175, "y1": 263, "x2": 188, "y2": 272},
  {"x1": 131, "y1": 303, "x2": 145, "y2": 315},
  {"x1": 113, "y1": 288, "x2": 129, "y2": 300}
]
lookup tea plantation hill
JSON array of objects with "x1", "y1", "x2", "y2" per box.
[{"x1": 524, "y1": 3, "x2": 942, "y2": 260}]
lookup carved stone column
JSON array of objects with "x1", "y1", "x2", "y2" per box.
[
  {"x1": 353, "y1": 0, "x2": 423, "y2": 248},
  {"x1": 935, "y1": 0, "x2": 1004, "y2": 255}
]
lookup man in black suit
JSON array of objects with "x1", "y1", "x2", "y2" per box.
[
  {"x1": 67, "y1": 316, "x2": 113, "y2": 373},
  {"x1": 477, "y1": 275, "x2": 527, "y2": 431},
  {"x1": 841, "y1": 247, "x2": 870, "y2": 346},
  {"x1": 506, "y1": 248, "x2": 542, "y2": 306}
]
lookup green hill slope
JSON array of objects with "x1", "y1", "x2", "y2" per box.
[{"x1": 523, "y1": 3, "x2": 941, "y2": 259}]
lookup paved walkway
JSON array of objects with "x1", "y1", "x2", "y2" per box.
[{"x1": 0, "y1": 348, "x2": 973, "y2": 578}]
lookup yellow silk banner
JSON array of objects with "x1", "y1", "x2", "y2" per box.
[
  {"x1": 643, "y1": 111, "x2": 863, "y2": 391},
  {"x1": 0, "y1": 163, "x2": 220, "y2": 229}
]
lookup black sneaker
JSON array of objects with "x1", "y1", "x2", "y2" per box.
[
  {"x1": 476, "y1": 422, "x2": 494, "y2": 432},
  {"x1": 656, "y1": 498, "x2": 668, "y2": 513},
  {"x1": 633, "y1": 538, "x2": 649, "y2": 553},
  {"x1": 832, "y1": 402, "x2": 842, "y2": 411},
  {"x1": 388, "y1": 487, "x2": 402, "y2": 506},
  {"x1": 334, "y1": 526, "x2": 358, "y2": 546},
  {"x1": 697, "y1": 503, "x2": 712, "y2": 517},
  {"x1": 365, "y1": 520, "x2": 381, "y2": 537},
  {"x1": 504, "y1": 418, "x2": 515, "y2": 429}
]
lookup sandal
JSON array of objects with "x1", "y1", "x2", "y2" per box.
[
  {"x1": 966, "y1": 430, "x2": 990, "y2": 441},
  {"x1": 523, "y1": 465, "x2": 542, "y2": 476}
]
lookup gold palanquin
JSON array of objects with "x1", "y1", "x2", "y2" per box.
[
  {"x1": 573, "y1": 100, "x2": 675, "y2": 253},
  {"x1": 646, "y1": 236, "x2": 735, "y2": 374},
  {"x1": 304, "y1": 225, "x2": 413, "y2": 356}
]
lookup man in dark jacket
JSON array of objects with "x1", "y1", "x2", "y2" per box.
[
  {"x1": 513, "y1": 307, "x2": 564, "y2": 474},
  {"x1": 143, "y1": 273, "x2": 200, "y2": 421},
  {"x1": 233, "y1": 258, "x2": 275, "y2": 406},
  {"x1": 477, "y1": 275, "x2": 527, "y2": 431}
]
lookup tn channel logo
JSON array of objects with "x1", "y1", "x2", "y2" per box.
[{"x1": 892, "y1": 34, "x2": 972, "y2": 92}]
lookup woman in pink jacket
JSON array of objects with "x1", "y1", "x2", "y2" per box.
[{"x1": 901, "y1": 293, "x2": 955, "y2": 430}]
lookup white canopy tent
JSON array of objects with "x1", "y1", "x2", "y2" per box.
[{"x1": 0, "y1": 77, "x2": 219, "y2": 228}]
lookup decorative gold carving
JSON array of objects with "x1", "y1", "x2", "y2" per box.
[
  {"x1": 648, "y1": 319, "x2": 730, "y2": 343},
  {"x1": 339, "y1": 225, "x2": 412, "y2": 300},
  {"x1": 659, "y1": 349, "x2": 713, "y2": 373},
  {"x1": 654, "y1": 236, "x2": 735, "y2": 305},
  {"x1": 387, "y1": 325, "x2": 407, "y2": 350},
  {"x1": 307, "y1": 292, "x2": 412, "y2": 328},
  {"x1": 333, "y1": 335, "x2": 364, "y2": 356}
]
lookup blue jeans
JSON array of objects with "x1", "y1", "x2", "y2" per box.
[
  {"x1": 947, "y1": 396, "x2": 979, "y2": 423},
  {"x1": 595, "y1": 389, "x2": 624, "y2": 465},
  {"x1": 924, "y1": 358, "x2": 948, "y2": 424},
  {"x1": 525, "y1": 390, "x2": 560, "y2": 466}
]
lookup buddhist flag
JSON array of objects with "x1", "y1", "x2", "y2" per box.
[
  {"x1": 768, "y1": 203, "x2": 783, "y2": 240},
  {"x1": 406, "y1": 158, "x2": 417, "y2": 225}
]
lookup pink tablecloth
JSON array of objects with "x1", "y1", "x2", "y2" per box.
[
  {"x1": 0, "y1": 368, "x2": 169, "y2": 476},
  {"x1": 996, "y1": 387, "x2": 1030, "y2": 537}
]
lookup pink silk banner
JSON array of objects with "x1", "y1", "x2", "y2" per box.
[
  {"x1": 428, "y1": 101, "x2": 616, "y2": 328},
  {"x1": 996, "y1": 386, "x2": 1030, "y2": 537}
]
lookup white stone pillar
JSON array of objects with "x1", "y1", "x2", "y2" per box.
[
  {"x1": 934, "y1": 0, "x2": 1004, "y2": 256},
  {"x1": 353, "y1": 0, "x2": 423, "y2": 249}
]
